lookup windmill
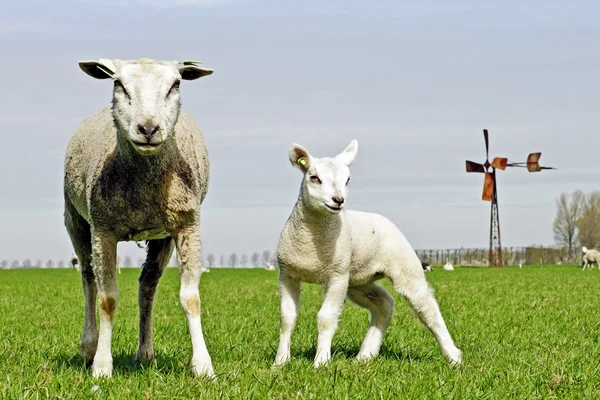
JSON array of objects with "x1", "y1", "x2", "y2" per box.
[{"x1": 465, "y1": 129, "x2": 555, "y2": 267}]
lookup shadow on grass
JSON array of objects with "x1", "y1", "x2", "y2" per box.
[
  {"x1": 295, "y1": 344, "x2": 432, "y2": 364},
  {"x1": 52, "y1": 351, "x2": 189, "y2": 376}
]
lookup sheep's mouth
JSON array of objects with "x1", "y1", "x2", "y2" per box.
[
  {"x1": 131, "y1": 140, "x2": 164, "y2": 154},
  {"x1": 324, "y1": 203, "x2": 343, "y2": 212}
]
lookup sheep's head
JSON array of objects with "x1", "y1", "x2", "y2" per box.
[
  {"x1": 79, "y1": 58, "x2": 213, "y2": 156},
  {"x1": 288, "y1": 139, "x2": 358, "y2": 214}
]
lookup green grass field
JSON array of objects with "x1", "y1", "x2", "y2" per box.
[{"x1": 1, "y1": 265, "x2": 600, "y2": 399}]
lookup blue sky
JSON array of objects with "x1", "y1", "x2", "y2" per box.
[{"x1": 0, "y1": 0, "x2": 598, "y2": 265}]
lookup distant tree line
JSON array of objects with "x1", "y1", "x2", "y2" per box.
[{"x1": 553, "y1": 190, "x2": 600, "y2": 262}]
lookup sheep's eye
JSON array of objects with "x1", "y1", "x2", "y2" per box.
[
  {"x1": 310, "y1": 175, "x2": 321, "y2": 184},
  {"x1": 346, "y1": 176, "x2": 351, "y2": 185},
  {"x1": 169, "y1": 80, "x2": 181, "y2": 95}
]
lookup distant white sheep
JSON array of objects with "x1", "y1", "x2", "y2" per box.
[
  {"x1": 273, "y1": 139, "x2": 462, "y2": 369},
  {"x1": 421, "y1": 261, "x2": 432, "y2": 272},
  {"x1": 582, "y1": 247, "x2": 600, "y2": 271},
  {"x1": 265, "y1": 263, "x2": 276, "y2": 271},
  {"x1": 201, "y1": 267, "x2": 210, "y2": 273},
  {"x1": 443, "y1": 261, "x2": 454, "y2": 271}
]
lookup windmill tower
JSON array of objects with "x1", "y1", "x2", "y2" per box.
[{"x1": 465, "y1": 129, "x2": 555, "y2": 267}]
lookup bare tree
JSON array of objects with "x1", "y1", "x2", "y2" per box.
[
  {"x1": 219, "y1": 255, "x2": 225, "y2": 267},
  {"x1": 228, "y1": 253, "x2": 238, "y2": 268},
  {"x1": 46, "y1": 260, "x2": 54, "y2": 269},
  {"x1": 123, "y1": 256, "x2": 132, "y2": 268},
  {"x1": 251, "y1": 252, "x2": 260, "y2": 268},
  {"x1": 579, "y1": 191, "x2": 600, "y2": 249},
  {"x1": 262, "y1": 250, "x2": 271, "y2": 266},
  {"x1": 10, "y1": 261, "x2": 19, "y2": 269},
  {"x1": 23, "y1": 259, "x2": 32, "y2": 268},
  {"x1": 553, "y1": 190, "x2": 584, "y2": 261},
  {"x1": 206, "y1": 253, "x2": 215, "y2": 268},
  {"x1": 58, "y1": 260, "x2": 65, "y2": 268},
  {"x1": 240, "y1": 254, "x2": 249, "y2": 268},
  {"x1": 0, "y1": 260, "x2": 7, "y2": 269}
]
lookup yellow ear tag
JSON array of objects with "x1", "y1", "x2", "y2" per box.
[{"x1": 297, "y1": 157, "x2": 307, "y2": 167}]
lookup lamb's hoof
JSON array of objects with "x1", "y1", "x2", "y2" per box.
[
  {"x1": 92, "y1": 358, "x2": 113, "y2": 378},
  {"x1": 356, "y1": 352, "x2": 377, "y2": 362},
  {"x1": 445, "y1": 347, "x2": 463, "y2": 366},
  {"x1": 192, "y1": 360, "x2": 216, "y2": 380},
  {"x1": 135, "y1": 348, "x2": 156, "y2": 364}
]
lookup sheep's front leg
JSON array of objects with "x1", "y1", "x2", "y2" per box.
[
  {"x1": 314, "y1": 275, "x2": 348, "y2": 368},
  {"x1": 273, "y1": 271, "x2": 301, "y2": 367},
  {"x1": 175, "y1": 224, "x2": 215, "y2": 379},
  {"x1": 91, "y1": 230, "x2": 119, "y2": 378}
]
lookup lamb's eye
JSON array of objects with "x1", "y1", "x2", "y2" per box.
[
  {"x1": 114, "y1": 80, "x2": 129, "y2": 98},
  {"x1": 310, "y1": 175, "x2": 321, "y2": 184},
  {"x1": 346, "y1": 176, "x2": 351, "y2": 185}
]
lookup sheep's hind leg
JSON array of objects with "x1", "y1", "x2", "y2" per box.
[
  {"x1": 347, "y1": 283, "x2": 394, "y2": 361},
  {"x1": 65, "y1": 202, "x2": 97, "y2": 364},
  {"x1": 136, "y1": 238, "x2": 175, "y2": 363},
  {"x1": 90, "y1": 230, "x2": 119, "y2": 378},
  {"x1": 391, "y1": 274, "x2": 462, "y2": 365},
  {"x1": 273, "y1": 272, "x2": 301, "y2": 367},
  {"x1": 175, "y1": 224, "x2": 215, "y2": 379},
  {"x1": 314, "y1": 275, "x2": 349, "y2": 368}
]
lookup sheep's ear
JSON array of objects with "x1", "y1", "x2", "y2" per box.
[
  {"x1": 289, "y1": 143, "x2": 312, "y2": 171},
  {"x1": 177, "y1": 61, "x2": 214, "y2": 80},
  {"x1": 78, "y1": 59, "x2": 116, "y2": 79},
  {"x1": 336, "y1": 139, "x2": 358, "y2": 166}
]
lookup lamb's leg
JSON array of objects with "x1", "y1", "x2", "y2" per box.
[
  {"x1": 65, "y1": 202, "x2": 97, "y2": 364},
  {"x1": 392, "y1": 274, "x2": 462, "y2": 365},
  {"x1": 314, "y1": 275, "x2": 349, "y2": 367},
  {"x1": 91, "y1": 230, "x2": 119, "y2": 378},
  {"x1": 175, "y1": 224, "x2": 215, "y2": 379},
  {"x1": 273, "y1": 271, "x2": 301, "y2": 367},
  {"x1": 347, "y1": 283, "x2": 394, "y2": 361},
  {"x1": 136, "y1": 238, "x2": 175, "y2": 363}
]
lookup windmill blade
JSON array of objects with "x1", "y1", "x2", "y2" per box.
[
  {"x1": 483, "y1": 129, "x2": 489, "y2": 163},
  {"x1": 482, "y1": 172, "x2": 494, "y2": 201},
  {"x1": 526, "y1": 152, "x2": 542, "y2": 172},
  {"x1": 491, "y1": 157, "x2": 508, "y2": 170},
  {"x1": 466, "y1": 160, "x2": 485, "y2": 173}
]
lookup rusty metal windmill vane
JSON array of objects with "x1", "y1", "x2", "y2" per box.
[{"x1": 465, "y1": 129, "x2": 555, "y2": 267}]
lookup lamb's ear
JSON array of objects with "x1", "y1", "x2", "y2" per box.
[
  {"x1": 177, "y1": 61, "x2": 214, "y2": 80},
  {"x1": 289, "y1": 143, "x2": 312, "y2": 171},
  {"x1": 336, "y1": 139, "x2": 358, "y2": 166},
  {"x1": 78, "y1": 59, "x2": 116, "y2": 79}
]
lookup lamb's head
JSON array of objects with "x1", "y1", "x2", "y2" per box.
[
  {"x1": 79, "y1": 58, "x2": 213, "y2": 156},
  {"x1": 288, "y1": 139, "x2": 358, "y2": 214}
]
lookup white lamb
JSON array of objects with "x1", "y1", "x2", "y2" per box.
[
  {"x1": 273, "y1": 140, "x2": 462, "y2": 368},
  {"x1": 265, "y1": 263, "x2": 276, "y2": 271},
  {"x1": 582, "y1": 247, "x2": 600, "y2": 270}
]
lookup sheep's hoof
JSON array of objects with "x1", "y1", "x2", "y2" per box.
[
  {"x1": 92, "y1": 358, "x2": 113, "y2": 378},
  {"x1": 356, "y1": 352, "x2": 377, "y2": 362},
  {"x1": 313, "y1": 356, "x2": 330, "y2": 368},
  {"x1": 135, "y1": 349, "x2": 156, "y2": 364},
  {"x1": 80, "y1": 339, "x2": 98, "y2": 364}
]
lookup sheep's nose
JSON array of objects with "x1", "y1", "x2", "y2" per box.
[
  {"x1": 138, "y1": 124, "x2": 160, "y2": 140},
  {"x1": 332, "y1": 196, "x2": 345, "y2": 206}
]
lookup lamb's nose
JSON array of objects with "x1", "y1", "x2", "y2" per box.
[
  {"x1": 138, "y1": 124, "x2": 159, "y2": 140},
  {"x1": 332, "y1": 196, "x2": 345, "y2": 205}
]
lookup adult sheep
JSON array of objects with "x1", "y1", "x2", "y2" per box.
[{"x1": 64, "y1": 58, "x2": 214, "y2": 378}]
